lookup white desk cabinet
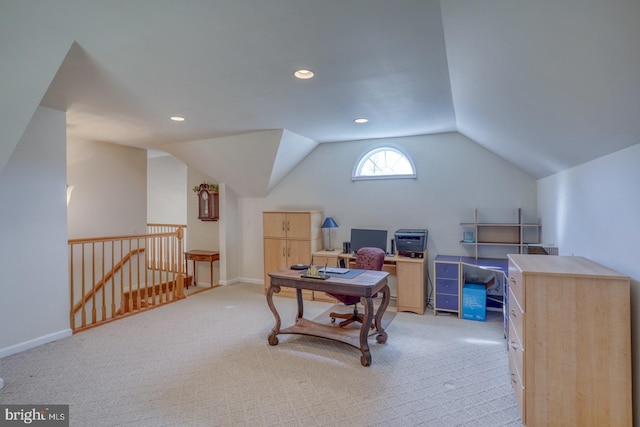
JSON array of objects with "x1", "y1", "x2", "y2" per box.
[{"x1": 507, "y1": 254, "x2": 631, "y2": 426}]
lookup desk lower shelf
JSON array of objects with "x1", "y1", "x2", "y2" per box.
[{"x1": 280, "y1": 317, "x2": 383, "y2": 349}]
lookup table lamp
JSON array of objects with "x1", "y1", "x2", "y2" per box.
[{"x1": 321, "y1": 217, "x2": 339, "y2": 251}]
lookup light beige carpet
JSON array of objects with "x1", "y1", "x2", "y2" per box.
[
  {"x1": 311, "y1": 305, "x2": 397, "y2": 337},
  {"x1": 0, "y1": 283, "x2": 521, "y2": 426}
]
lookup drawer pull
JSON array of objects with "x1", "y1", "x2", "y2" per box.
[
  {"x1": 509, "y1": 341, "x2": 518, "y2": 350},
  {"x1": 509, "y1": 277, "x2": 516, "y2": 283},
  {"x1": 510, "y1": 373, "x2": 517, "y2": 384},
  {"x1": 510, "y1": 309, "x2": 517, "y2": 318}
]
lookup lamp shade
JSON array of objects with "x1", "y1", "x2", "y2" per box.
[{"x1": 321, "y1": 217, "x2": 338, "y2": 229}]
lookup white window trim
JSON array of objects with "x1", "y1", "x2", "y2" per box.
[{"x1": 352, "y1": 146, "x2": 417, "y2": 181}]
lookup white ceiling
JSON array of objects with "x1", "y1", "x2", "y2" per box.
[{"x1": 19, "y1": 0, "x2": 640, "y2": 182}]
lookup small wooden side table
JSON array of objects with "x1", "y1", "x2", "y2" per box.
[{"x1": 184, "y1": 250, "x2": 220, "y2": 288}]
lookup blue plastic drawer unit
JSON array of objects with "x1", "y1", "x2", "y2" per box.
[
  {"x1": 436, "y1": 262, "x2": 459, "y2": 280},
  {"x1": 435, "y1": 293, "x2": 458, "y2": 310},
  {"x1": 434, "y1": 258, "x2": 460, "y2": 316},
  {"x1": 436, "y1": 277, "x2": 458, "y2": 293}
]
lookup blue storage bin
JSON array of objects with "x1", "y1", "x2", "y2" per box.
[{"x1": 462, "y1": 284, "x2": 486, "y2": 321}]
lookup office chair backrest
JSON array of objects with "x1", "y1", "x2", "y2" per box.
[
  {"x1": 326, "y1": 246, "x2": 386, "y2": 327},
  {"x1": 355, "y1": 247, "x2": 386, "y2": 271}
]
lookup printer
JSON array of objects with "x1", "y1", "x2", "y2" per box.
[{"x1": 394, "y1": 229, "x2": 428, "y2": 258}]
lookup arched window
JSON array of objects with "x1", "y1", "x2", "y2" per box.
[{"x1": 352, "y1": 146, "x2": 416, "y2": 180}]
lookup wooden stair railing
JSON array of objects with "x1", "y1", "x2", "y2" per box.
[
  {"x1": 118, "y1": 276, "x2": 185, "y2": 314},
  {"x1": 71, "y1": 248, "x2": 145, "y2": 316},
  {"x1": 69, "y1": 227, "x2": 184, "y2": 332},
  {"x1": 147, "y1": 223, "x2": 187, "y2": 271}
]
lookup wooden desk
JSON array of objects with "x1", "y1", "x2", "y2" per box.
[
  {"x1": 433, "y1": 255, "x2": 508, "y2": 327},
  {"x1": 336, "y1": 252, "x2": 428, "y2": 314},
  {"x1": 267, "y1": 268, "x2": 390, "y2": 366},
  {"x1": 184, "y1": 250, "x2": 220, "y2": 288}
]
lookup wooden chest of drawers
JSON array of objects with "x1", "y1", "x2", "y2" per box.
[{"x1": 507, "y1": 254, "x2": 632, "y2": 426}]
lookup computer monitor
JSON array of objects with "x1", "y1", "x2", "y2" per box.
[{"x1": 349, "y1": 228, "x2": 387, "y2": 253}]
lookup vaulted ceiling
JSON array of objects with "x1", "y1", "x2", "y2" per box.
[{"x1": 5, "y1": 0, "x2": 640, "y2": 194}]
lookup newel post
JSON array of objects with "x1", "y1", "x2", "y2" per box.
[{"x1": 176, "y1": 227, "x2": 185, "y2": 299}]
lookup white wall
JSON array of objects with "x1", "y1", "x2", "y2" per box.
[
  {"x1": 0, "y1": 14, "x2": 72, "y2": 173},
  {"x1": 0, "y1": 107, "x2": 70, "y2": 357},
  {"x1": 537, "y1": 142, "x2": 640, "y2": 416},
  {"x1": 537, "y1": 143, "x2": 640, "y2": 274},
  {"x1": 241, "y1": 132, "x2": 538, "y2": 286},
  {"x1": 219, "y1": 183, "x2": 242, "y2": 285},
  {"x1": 67, "y1": 139, "x2": 147, "y2": 239},
  {"x1": 147, "y1": 155, "x2": 187, "y2": 225},
  {"x1": 186, "y1": 168, "x2": 220, "y2": 286},
  {"x1": 148, "y1": 158, "x2": 243, "y2": 286}
]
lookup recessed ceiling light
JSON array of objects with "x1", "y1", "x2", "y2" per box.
[
  {"x1": 170, "y1": 116, "x2": 185, "y2": 122},
  {"x1": 354, "y1": 118, "x2": 368, "y2": 124},
  {"x1": 294, "y1": 69, "x2": 314, "y2": 79}
]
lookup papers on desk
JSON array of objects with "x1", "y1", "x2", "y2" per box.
[{"x1": 318, "y1": 267, "x2": 350, "y2": 274}]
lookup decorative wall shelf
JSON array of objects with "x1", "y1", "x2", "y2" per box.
[{"x1": 460, "y1": 208, "x2": 540, "y2": 259}]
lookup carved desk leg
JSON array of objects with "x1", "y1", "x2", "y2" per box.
[
  {"x1": 359, "y1": 296, "x2": 375, "y2": 366},
  {"x1": 374, "y1": 284, "x2": 390, "y2": 344},
  {"x1": 296, "y1": 288, "x2": 304, "y2": 319},
  {"x1": 266, "y1": 284, "x2": 281, "y2": 346}
]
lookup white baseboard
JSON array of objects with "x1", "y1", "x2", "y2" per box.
[
  {"x1": 239, "y1": 277, "x2": 263, "y2": 285},
  {"x1": 0, "y1": 329, "x2": 72, "y2": 359},
  {"x1": 193, "y1": 280, "x2": 217, "y2": 287},
  {"x1": 219, "y1": 277, "x2": 262, "y2": 286}
]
